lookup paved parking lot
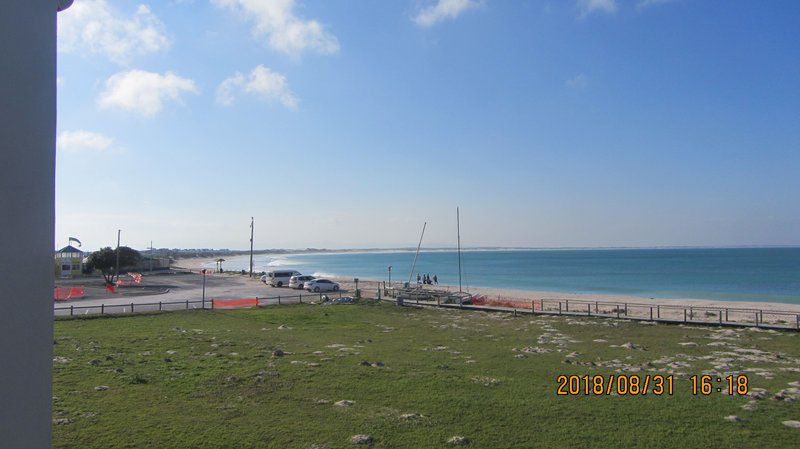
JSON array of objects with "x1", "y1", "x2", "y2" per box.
[{"x1": 53, "y1": 272, "x2": 344, "y2": 315}]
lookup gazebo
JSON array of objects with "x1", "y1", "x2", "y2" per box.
[{"x1": 55, "y1": 245, "x2": 83, "y2": 278}]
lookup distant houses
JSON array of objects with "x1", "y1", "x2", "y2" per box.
[
  {"x1": 55, "y1": 245, "x2": 83, "y2": 278},
  {"x1": 55, "y1": 245, "x2": 172, "y2": 278}
]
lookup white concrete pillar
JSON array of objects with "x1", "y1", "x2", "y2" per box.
[{"x1": 0, "y1": 1, "x2": 60, "y2": 447}]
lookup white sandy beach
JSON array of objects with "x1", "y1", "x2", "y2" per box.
[{"x1": 174, "y1": 257, "x2": 800, "y2": 314}]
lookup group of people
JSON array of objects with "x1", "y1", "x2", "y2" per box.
[{"x1": 416, "y1": 273, "x2": 438, "y2": 285}]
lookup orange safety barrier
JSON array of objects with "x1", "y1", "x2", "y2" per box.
[
  {"x1": 212, "y1": 298, "x2": 258, "y2": 309},
  {"x1": 54, "y1": 287, "x2": 85, "y2": 301}
]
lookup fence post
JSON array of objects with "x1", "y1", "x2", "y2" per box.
[
  {"x1": 566, "y1": 300, "x2": 569, "y2": 312},
  {"x1": 616, "y1": 304, "x2": 620, "y2": 319},
  {"x1": 185, "y1": 300, "x2": 188, "y2": 310},
  {"x1": 558, "y1": 301, "x2": 562, "y2": 315},
  {"x1": 131, "y1": 302, "x2": 134, "y2": 313},
  {"x1": 158, "y1": 301, "x2": 162, "y2": 312},
  {"x1": 587, "y1": 303, "x2": 591, "y2": 316},
  {"x1": 624, "y1": 303, "x2": 628, "y2": 316},
  {"x1": 70, "y1": 305, "x2": 73, "y2": 316},
  {"x1": 719, "y1": 311, "x2": 722, "y2": 325},
  {"x1": 657, "y1": 305, "x2": 661, "y2": 319},
  {"x1": 101, "y1": 304, "x2": 104, "y2": 314},
  {"x1": 531, "y1": 300, "x2": 535, "y2": 314},
  {"x1": 319, "y1": 293, "x2": 322, "y2": 302},
  {"x1": 755, "y1": 312, "x2": 759, "y2": 326},
  {"x1": 796, "y1": 314, "x2": 799, "y2": 330},
  {"x1": 759, "y1": 310, "x2": 763, "y2": 324},
  {"x1": 649, "y1": 307, "x2": 653, "y2": 321},
  {"x1": 595, "y1": 301, "x2": 599, "y2": 314},
  {"x1": 684, "y1": 308, "x2": 687, "y2": 323},
  {"x1": 277, "y1": 295, "x2": 281, "y2": 305},
  {"x1": 299, "y1": 293, "x2": 302, "y2": 303},
  {"x1": 725, "y1": 308, "x2": 729, "y2": 322}
]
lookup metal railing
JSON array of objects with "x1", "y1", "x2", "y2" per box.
[
  {"x1": 53, "y1": 289, "x2": 382, "y2": 318},
  {"x1": 394, "y1": 295, "x2": 800, "y2": 331},
  {"x1": 54, "y1": 288, "x2": 800, "y2": 331}
]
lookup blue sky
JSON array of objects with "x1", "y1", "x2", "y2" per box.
[{"x1": 55, "y1": 0, "x2": 800, "y2": 250}]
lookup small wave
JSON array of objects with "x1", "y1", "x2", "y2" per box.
[
  {"x1": 266, "y1": 257, "x2": 301, "y2": 267},
  {"x1": 312, "y1": 271, "x2": 340, "y2": 279}
]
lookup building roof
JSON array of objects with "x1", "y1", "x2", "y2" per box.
[{"x1": 56, "y1": 245, "x2": 82, "y2": 254}]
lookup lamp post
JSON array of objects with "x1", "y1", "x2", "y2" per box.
[
  {"x1": 201, "y1": 269, "x2": 207, "y2": 308},
  {"x1": 249, "y1": 217, "x2": 254, "y2": 278}
]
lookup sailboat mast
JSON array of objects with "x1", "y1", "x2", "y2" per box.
[
  {"x1": 408, "y1": 222, "x2": 427, "y2": 285},
  {"x1": 457, "y1": 207, "x2": 462, "y2": 293}
]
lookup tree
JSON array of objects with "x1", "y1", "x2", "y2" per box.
[{"x1": 86, "y1": 246, "x2": 141, "y2": 284}]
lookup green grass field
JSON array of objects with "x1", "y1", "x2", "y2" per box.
[{"x1": 52, "y1": 303, "x2": 800, "y2": 448}]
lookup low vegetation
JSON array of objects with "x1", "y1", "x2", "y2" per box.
[{"x1": 53, "y1": 303, "x2": 800, "y2": 448}]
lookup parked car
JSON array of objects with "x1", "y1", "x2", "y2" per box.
[
  {"x1": 304, "y1": 279, "x2": 340, "y2": 292},
  {"x1": 289, "y1": 275, "x2": 315, "y2": 289},
  {"x1": 266, "y1": 270, "x2": 301, "y2": 287}
]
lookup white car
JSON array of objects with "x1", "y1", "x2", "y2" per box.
[
  {"x1": 266, "y1": 270, "x2": 301, "y2": 287},
  {"x1": 289, "y1": 275, "x2": 315, "y2": 289},
  {"x1": 304, "y1": 279, "x2": 340, "y2": 293}
]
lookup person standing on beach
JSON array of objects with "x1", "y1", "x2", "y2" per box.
[{"x1": 433, "y1": 274, "x2": 438, "y2": 285}]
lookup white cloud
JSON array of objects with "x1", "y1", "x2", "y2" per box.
[
  {"x1": 57, "y1": 0, "x2": 170, "y2": 65},
  {"x1": 637, "y1": 0, "x2": 677, "y2": 9},
  {"x1": 566, "y1": 73, "x2": 589, "y2": 90},
  {"x1": 211, "y1": 0, "x2": 339, "y2": 55},
  {"x1": 413, "y1": 0, "x2": 479, "y2": 27},
  {"x1": 98, "y1": 70, "x2": 199, "y2": 117},
  {"x1": 57, "y1": 130, "x2": 113, "y2": 153},
  {"x1": 577, "y1": 0, "x2": 617, "y2": 18},
  {"x1": 217, "y1": 65, "x2": 298, "y2": 109}
]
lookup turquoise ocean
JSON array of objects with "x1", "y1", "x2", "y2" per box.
[{"x1": 210, "y1": 248, "x2": 800, "y2": 304}]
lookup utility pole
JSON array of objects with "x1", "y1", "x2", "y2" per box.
[
  {"x1": 457, "y1": 207, "x2": 462, "y2": 293},
  {"x1": 114, "y1": 229, "x2": 121, "y2": 283},
  {"x1": 249, "y1": 217, "x2": 254, "y2": 278}
]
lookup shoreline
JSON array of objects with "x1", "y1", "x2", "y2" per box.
[{"x1": 174, "y1": 257, "x2": 800, "y2": 313}]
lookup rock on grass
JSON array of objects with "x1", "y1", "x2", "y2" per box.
[
  {"x1": 350, "y1": 434, "x2": 372, "y2": 444},
  {"x1": 334, "y1": 400, "x2": 355, "y2": 407},
  {"x1": 448, "y1": 436, "x2": 470, "y2": 445},
  {"x1": 782, "y1": 420, "x2": 800, "y2": 429},
  {"x1": 724, "y1": 415, "x2": 742, "y2": 422}
]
